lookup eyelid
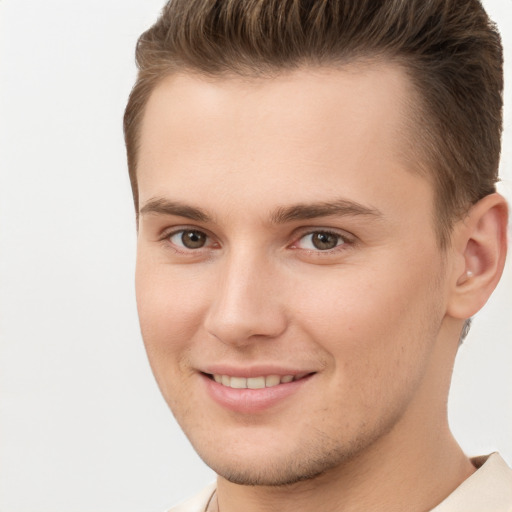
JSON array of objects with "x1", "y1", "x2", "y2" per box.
[
  {"x1": 157, "y1": 224, "x2": 356, "y2": 256},
  {"x1": 289, "y1": 227, "x2": 356, "y2": 252},
  {"x1": 160, "y1": 226, "x2": 219, "y2": 251}
]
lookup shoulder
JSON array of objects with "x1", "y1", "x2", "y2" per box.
[
  {"x1": 431, "y1": 453, "x2": 512, "y2": 512},
  {"x1": 166, "y1": 482, "x2": 216, "y2": 512}
]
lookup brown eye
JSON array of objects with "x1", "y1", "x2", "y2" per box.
[
  {"x1": 311, "y1": 232, "x2": 340, "y2": 250},
  {"x1": 170, "y1": 230, "x2": 208, "y2": 249},
  {"x1": 298, "y1": 231, "x2": 345, "y2": 251}
]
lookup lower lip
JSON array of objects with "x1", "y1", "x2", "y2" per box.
[{"x1": 202, "y1": 374, "x2": 313, "y2": 414}]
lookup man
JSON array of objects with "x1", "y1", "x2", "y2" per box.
[{"x1": 124, "y1": 0, "x2": 511, "y2": 510}]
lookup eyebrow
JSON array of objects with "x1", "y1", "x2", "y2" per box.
[
  {"x1": 270, "y1": 199, "x2": 382, "y2": 224},
  {"x1": 139, "y1": 198, "x2": 211, "y2": 222},
  {"x1": 139, "y1": 197, "x2": 382, "y2": 224}
]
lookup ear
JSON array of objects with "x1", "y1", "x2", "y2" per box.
[{"x1": 446, "y1": 193, "x2": 509, "y2": 320}]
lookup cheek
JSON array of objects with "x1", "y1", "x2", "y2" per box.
[
  {"x1": 135, "y1": 263, "x2": 212, "y2": 416},
  {"x1": 294, "y1": 267, "x2": 427, "y2": 340},
  {"x1": 135, "y1": 260, "x2": 211, "y2": 367},
  {"x1": 292, "y1": 264, "x2": 442, "y2": 397}
]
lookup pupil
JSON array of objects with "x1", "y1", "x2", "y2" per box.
[
  {"x1": 182, "y1": 230, "x2": 206, "y2": 249},
  {"x1": 312, "y1": 232, "x2": 338, "y2": 250}
]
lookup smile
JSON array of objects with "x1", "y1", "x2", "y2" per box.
[
  {"x1": 203, "y1": 371, "x2": 315, "y2": 413},
  {"x1": 211, "y1": 373, "x2": 310, "y2": 389}
]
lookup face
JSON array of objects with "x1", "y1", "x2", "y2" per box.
[{"x1": 135, "y1": 64, "x2": 454, "y2": 486}]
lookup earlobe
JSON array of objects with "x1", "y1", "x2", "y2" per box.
[{"x1": 447, "y1": 193, "x2": 508, "y2": 320}]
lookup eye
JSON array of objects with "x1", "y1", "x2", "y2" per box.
[
  {"x1": 296, "y1": 231, "x2": 346, "y2": 251},
  {"x1": 169, "y1": 229, "x2": 208, "y2": 249}
]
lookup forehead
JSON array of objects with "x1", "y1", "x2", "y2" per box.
[{"x1": 137, "y1": 63, "x2": 432, "y2": 226}]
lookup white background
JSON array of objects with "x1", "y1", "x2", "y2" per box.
[{"x1": 0, "y1": 1, "x2": 511, "y2": 511}]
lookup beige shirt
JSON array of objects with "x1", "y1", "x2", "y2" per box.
[{"x1": 168, "y1": 453, "x2": 512, "y2": 512}]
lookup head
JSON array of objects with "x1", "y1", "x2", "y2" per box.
[{"x1": 126, "y1": 0, "x2": 507, "y2": 488}]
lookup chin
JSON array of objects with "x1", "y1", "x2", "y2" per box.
[
  {"x1": 192, "y1": 429, "x2": 373, "y2": 487},
  {"x1": 204, "y1": 453, "x2": 339, "y2": 487}
]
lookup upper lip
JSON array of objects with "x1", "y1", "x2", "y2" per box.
[{"x1": 199, "y1": 365, "x2": 316, "y2": 378}]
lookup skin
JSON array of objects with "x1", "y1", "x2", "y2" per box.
[{"x1": 135, "y1": 63, "x2": 508, "y2": 511}]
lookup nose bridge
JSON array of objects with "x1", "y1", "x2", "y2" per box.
[{"x1": 204, "y1": 244, "x2": 286, "y2": 344}]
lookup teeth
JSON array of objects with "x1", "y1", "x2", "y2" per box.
[
  {"x1": 265, "y1": 375, "x2": 281, "y2": 387},
  {"x1": 247, "y1": 377, "x2": 266, "y2": 389},
  {"x1": 230, "y1": 377, "x2": 247, "y2": 389},
  {"x1": 212, "y1": 373, "x2": 308, "y2": 389}
]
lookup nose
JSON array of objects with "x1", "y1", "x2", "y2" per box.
[{"x1": 203, "y1": 250, "x2": 288, "y2": 346}]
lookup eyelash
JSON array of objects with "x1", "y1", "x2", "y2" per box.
[
  {"x1": 160, "y1": 227, "x2": 354, "y2": 256},
  {"x1": 160, "y1": 227, "x2": 218, "y2": 256},
  {"x1": 290, "y1": 229, "x2": 352, "y2": 255}
]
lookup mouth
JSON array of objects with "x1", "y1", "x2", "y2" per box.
[
  {"x1": 204, "y1": 372, "x2": 313, "y2": 389},
  {"x1": 201, "y1": 371, "x2": 315, "y2": 413}
]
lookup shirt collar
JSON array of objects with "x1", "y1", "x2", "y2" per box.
[{"x1": 430, "y1": 453, "x2": 512, "y2": 512}]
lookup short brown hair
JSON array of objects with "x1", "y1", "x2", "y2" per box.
[{"x1": 124, "y1": 0, "x2": 503, "y2": 247}]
